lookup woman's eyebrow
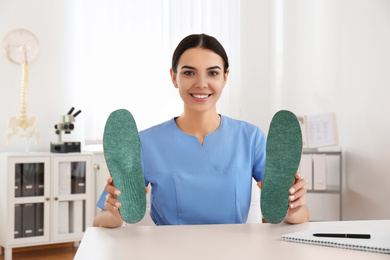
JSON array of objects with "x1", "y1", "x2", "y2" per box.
[
  {"x1": 181, "y1": 65, "x2": 196, "y2": 70},
  {"x1": 180, "y1": 65, "x2": 222, "y2": 70},
  {"x1": 207, "y1": 66, "x2": 222, "y2": 70}
]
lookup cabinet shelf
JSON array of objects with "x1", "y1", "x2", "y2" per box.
[
  {"x1": 0, "y1": 152, "x2": 93, "y2": 260},
  {"x1": 307, "y1": 189, "x2": 340, "y2": 194},
  {"x1": 301, "y1": 151, "x2": 343, "y2": 221}
]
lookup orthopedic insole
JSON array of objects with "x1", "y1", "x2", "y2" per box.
[
  {"x1": 103, "y1": 109, "x2": 146, "y2": 223},
  {"x1": 260, "y1": 110, "x2": 302, "y2": 224}
]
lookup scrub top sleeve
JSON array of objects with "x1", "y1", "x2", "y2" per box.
[
  {"x1": 252, "y1": 127, "x2": 266, "y2": 182},
  {"x1": 140, "y1": 140, "x2": 150, "y2": 187},
  {"x1": 97, "y1": 189, "x2": 108, "y2": 210}
]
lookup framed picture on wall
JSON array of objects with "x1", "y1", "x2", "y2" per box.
[{"x1": 300, "y1": 113, "x2": 338, "y2": 149}]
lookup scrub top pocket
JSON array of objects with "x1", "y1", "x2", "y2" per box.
[{"x1": 173, "y1": 168, "x2": 236, "y2": 225}]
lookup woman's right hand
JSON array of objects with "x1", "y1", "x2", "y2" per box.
[
  {"x1": 93, "y1": 177, "x2": 150, "y2": 227},
  {"x1": 104, "y1": 177, "x2": 124, "y2": 221}
]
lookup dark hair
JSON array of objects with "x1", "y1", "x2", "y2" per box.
[{"x1": 171, "y1": 33, "x2": 229, "y2": 74}]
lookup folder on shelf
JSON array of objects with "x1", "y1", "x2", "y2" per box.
[
  {"x1": 22, "y1": 203, "x2": 35, "y2": 237},
  {"x1": 35, "y1": 203, "x2": 44, "y2": 236},
  {"x1": 14, "y1": 204, "x2": 22, "y2": 238},
  {"x1": 22, "y1": 164, "x2": 36, "y2": 197},
  {"x1": 300, "y1": 154, "x2": 313, "y2": 190},
  {"x1": 59, "y1": 162, "x2": 72, "y2": 195},
  {"x1": 313, "y1": 154, "x2": 327, "y2": 190},
  {"x1": 71, "y1": 162, "x2": 86, "y2": 194},
  {"x1": 83, "y1": 200, "x2": 86, "y2": 231},
  {"x1": 35, "y1": 163, "x2": 44, "y2": 196},
  {"x1": 59, "y1": 201, "x2": 70, "y2": 234},
  {"x1": 15, "y1": 164, "x2": 22, "y2": 197},
  {"x1": 69, "y1": 200, "x2": 84, "y2": 233}
]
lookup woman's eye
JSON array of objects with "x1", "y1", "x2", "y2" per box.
[
  {"x1": 209, "y1": 71, "x2": 219, "y2": 76},
  {"x1": 184, "y1": 71, "x2": 194, "y2": 76}
]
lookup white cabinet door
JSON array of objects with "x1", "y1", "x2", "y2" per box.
[
  {"x1": 5, "y1": 155, "x2": 51, "y2": 246},
  {"x1": 51, "y1": 154, "x2": 93, "y2": 241}
]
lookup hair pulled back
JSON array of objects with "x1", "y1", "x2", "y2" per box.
[{"x1": 171, "y1": 34, "x2": 229, "y2": 74}]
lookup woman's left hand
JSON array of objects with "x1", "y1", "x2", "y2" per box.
[
  {"x1": 257, "y1": 172, "x2": 309, "y2": 223},
  {"x1": 286, "y1": 172, "x2": 307, "y2": 218}
]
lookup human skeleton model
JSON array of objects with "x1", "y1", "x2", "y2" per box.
[{"x1": 2, "y1": 29, "x2": 40, "y2": 149}]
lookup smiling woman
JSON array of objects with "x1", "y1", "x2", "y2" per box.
[
  {"x1": 94, "y1": 34, "x2": 264, "y2": 226},
  {"x1": 93, "y1": 33, "x2": 309, "y2": 227},
  {"x1": 170, "y1": 36, "x2": 229, "y2": 144}
]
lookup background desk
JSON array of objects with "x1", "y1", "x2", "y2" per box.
[{"x1": 75, "y1": 220, "x2": 389, "y2": 260}]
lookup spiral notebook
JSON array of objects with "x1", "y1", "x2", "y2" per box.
[{"x1": 282, "y1": 226, "x2": 390, "y2": 255}]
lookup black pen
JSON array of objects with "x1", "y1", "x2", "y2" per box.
[{"x1": 313, "y1": 233, "x2": 371, "y2": 239}]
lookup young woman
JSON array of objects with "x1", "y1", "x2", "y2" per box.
[{"x1": 93, "y1": 34, "x2": 309, "y2": 227}]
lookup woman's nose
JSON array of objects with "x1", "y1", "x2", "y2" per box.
[{"x1": 195, "y1": 75, "x2": 207, "y2": 88}]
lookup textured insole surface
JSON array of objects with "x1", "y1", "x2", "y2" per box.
[
  {"x1": 260, "y1": 110, "x2": 302, "y2": 224},
  {"x1": 103, "y1": 109, "x2": 146, "y2": 223}
]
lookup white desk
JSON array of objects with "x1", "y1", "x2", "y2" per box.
[{"x1": 75, "y1": 220, "x2": 390, "y2": 260}]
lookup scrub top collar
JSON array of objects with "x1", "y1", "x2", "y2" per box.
[{"x1": 171, "y1": 114, "x2": 225, "y2": 145}]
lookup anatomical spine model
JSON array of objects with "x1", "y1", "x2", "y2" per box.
[
  {"x1": 6, "y1": 45, "x2": 40, "y2": 146},
  {"x1": 2, "y1": 29, "x2": 41, "y2": 150}
]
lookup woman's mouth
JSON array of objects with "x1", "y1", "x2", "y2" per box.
[
  {"x1": 190, "y1": 93, "x2": 212, "y2": 101},
  {"x1": 192, "y1": 94, "x2": 210, "y2": 98}
]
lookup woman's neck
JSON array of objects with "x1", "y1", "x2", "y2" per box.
[{"x1": 175, "y1": 110, "x2": 221, "y2": 145}]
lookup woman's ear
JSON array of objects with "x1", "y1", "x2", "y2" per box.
[
  {"x1": 170, "y1": 68, "x2": 178, "y2": 88},
  {"x1": 223, "y1": 69, "x2": 230, "y2": 87}
]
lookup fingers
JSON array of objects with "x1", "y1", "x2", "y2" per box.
[
  {"x1": 259, "y1": 171, "x2": 307, "y2": 207},
  {"x1": 105, "y1": 177, "x2": 149, "y2": 209},
  {"x1": 105, "y1": 177, "x2": 121, "y2": 197},
  {"x1": 104, "y1": 194, "x2": 121, "y2": 212},
  {"x1": 289, "y1": 188, "x2": 307, "y2": 208},
  {"x1": 293, "y1": 172, "x2": 304, "y2": 184},
  {"x1": 289, "y1": 172, "x2": 307, "y2": 209},
  {"x1": 105, "y1": 193, "x2": 121, "y2": 208},
  {"x1": 104, "y1": 192, "x2": 122, "y2": 219},
  {"x1": 290, "y1": 173, "x2": 306, "y2": 195},
  {"x1": 295, "y1": 172, "x2": 301, "y2": 182},
  {"x1": 104, "y1": 177, "x2": 122, "y2": 215}
]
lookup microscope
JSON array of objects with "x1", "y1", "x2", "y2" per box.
[{"x1": 50, "y1": 107, "x2": 82, "y2": 153}]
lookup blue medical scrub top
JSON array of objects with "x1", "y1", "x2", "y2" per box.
[{"x1": 97, "y1": 115, "x2": 266, "y2": 225}]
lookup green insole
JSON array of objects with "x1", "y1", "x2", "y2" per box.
[
  {"x1": 260, "y1": 110, "x2": 302, "y2": 224},
  {"x1": 103, "y1": 109, "x2": 146, "y2": 223}
]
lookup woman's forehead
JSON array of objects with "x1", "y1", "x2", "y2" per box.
[{"x1": 178, "y1": 48, "x2": 224, "y2": 68}]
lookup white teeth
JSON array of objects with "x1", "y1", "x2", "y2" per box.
[{"x1": 192, "y1": 94, "x2": 209, "y2": 98}]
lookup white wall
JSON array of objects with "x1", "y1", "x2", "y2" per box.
[
  {"x1": 239, "y1": 0, "x2": 273, "y2": 129},
  {"x1": 337, "y1": 0, "x2": 390, "y2": 220},
  {"x1": 240, "y1": 0, "x2": 390, "y2": 220},
  {"x1": 0, "y1": 0, "x2": 84, "y2": 153}
]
